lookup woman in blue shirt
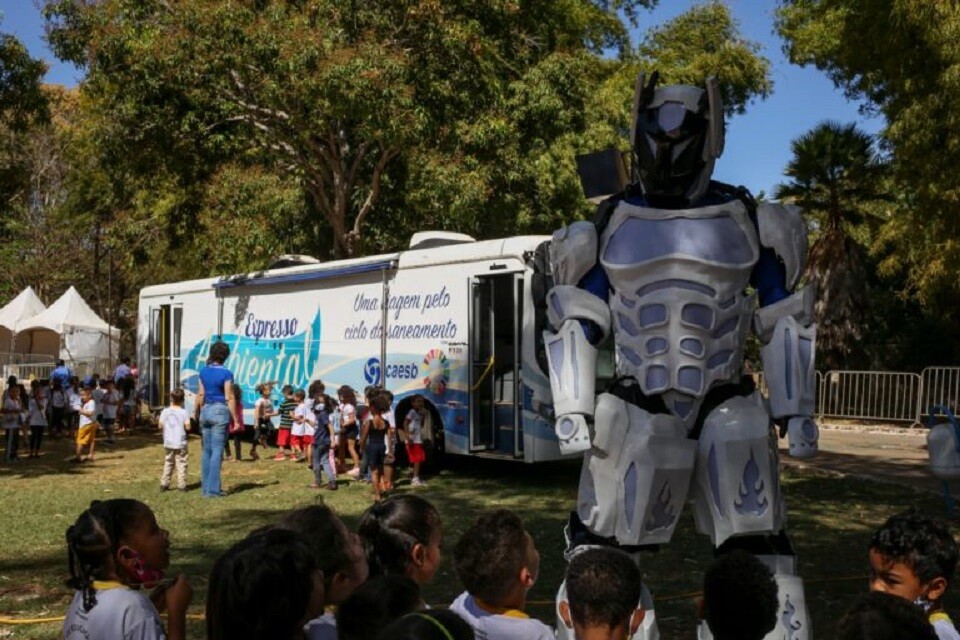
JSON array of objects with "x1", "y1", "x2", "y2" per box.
[{"x1": 195, "y1": 341, "x2": 240, "y2": 497}]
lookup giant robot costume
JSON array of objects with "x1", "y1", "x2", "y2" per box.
[{"x1": 548, "y1": 73, "x2": 818, "y2": 640}]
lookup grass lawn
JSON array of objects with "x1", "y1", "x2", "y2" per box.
[{"x1": 0, "y1": 428, "x2": 955, "y2": 639}]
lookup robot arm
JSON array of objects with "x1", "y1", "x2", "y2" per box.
[
  {"x1": 545, "y1": 221, "x2": 611, "y2": 454},
  {"x1": 753, "y1": 203, "x2": 819, "y2": 458}
]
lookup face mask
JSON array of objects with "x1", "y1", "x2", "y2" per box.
[{"x1": 120, "y1": 548, "x2": 165, "y2": 588}]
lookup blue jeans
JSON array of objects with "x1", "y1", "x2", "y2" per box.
[
  {"x1": 200, "y1": 404, "x2": 230, "y2": 496},
  {"x1": 313, "y1": 442, "x2": 336, "y2": 486}
]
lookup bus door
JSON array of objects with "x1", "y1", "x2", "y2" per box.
[
  {"x1": 469, "y1": 272, "x2": 523, "y2": 457},
  {"x1": 148, "y1": 304, "x2": 183, "y2": 408}
]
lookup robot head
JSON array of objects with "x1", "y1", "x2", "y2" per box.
[{"x1": 630, "y1": 72, "x2": 724, "y2": 207}]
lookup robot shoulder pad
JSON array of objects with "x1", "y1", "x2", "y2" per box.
[
  {"x1": 550, "y1": 221, "x2": 598, "y2": 286},
  {"x1": 757, "y1": 202, "x2": 808, "y2": 289}
]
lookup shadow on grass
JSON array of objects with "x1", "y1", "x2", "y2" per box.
[{"x1": 0, "y1": 429, "x2": 165, "y2": 479}]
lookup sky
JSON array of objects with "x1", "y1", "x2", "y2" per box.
[{"x1": 1, "y1": 0, "x2": 884, "y2": 197}]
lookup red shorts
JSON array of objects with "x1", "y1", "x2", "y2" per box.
[
  {"x1": 290, "y1": 434, "x2": 305, "y2": 449},
  {"x1": 277, "y1": 428, "x2": 291, "y2": 447},
  {"x1": 406, "y1": 443, "x2": 426, "y2": 464}
]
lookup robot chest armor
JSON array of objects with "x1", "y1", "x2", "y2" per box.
[{"x1": 599, "y1": 199, "x2": 760, "y2": 407}]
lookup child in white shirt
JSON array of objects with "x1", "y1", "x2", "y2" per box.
[
  {"x1": 450, "y1": 509, "x2": 554, "y2": 640},
  {"x1": 101, "y1": 380, "x2": 121, "y2": 444},
  {"x1": 291, "y1": 389, "x2": 314, "y2": 463},
  {"x1": 159, "y1": 389, "x2": 190, "y2": 491},
  {"x1": 27, "y1": 380, "x2": 47, "y2": 458}
]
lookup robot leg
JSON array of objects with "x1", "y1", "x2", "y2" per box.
[
  {"x1": 690, "y1": 393, "x2": 810, "y2": 640},
  {"x1": 557, "y1": 393, "x2": 696, "y2": 640}
]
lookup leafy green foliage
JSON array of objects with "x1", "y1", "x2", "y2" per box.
[{"x1": 776, "y1": 0, "x2": 960, "y2": 317}]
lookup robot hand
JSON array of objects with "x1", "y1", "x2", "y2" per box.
[
  {"x1": 554, "y1": 414, "x2": 592, "y2": 455},
  {"x1": 785, "y1": 416, "x2": 818, "y2": 459}
]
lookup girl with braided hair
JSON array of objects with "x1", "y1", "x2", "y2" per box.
[
  {"x1": 62, "y1": 499, "x2": 192, "y2": 640},
  {"x1": 357, "y1": 495, "x2": 443, "y2": 592}
]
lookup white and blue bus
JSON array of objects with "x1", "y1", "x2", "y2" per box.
[{"x1": 136, "y1": 231, "x2": 589, "y2": 463}]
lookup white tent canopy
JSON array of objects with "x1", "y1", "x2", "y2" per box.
[
  {"x1": 17, "y1": 286, "x2": 119, "y2": 363},
  {"x1": 0, "y1": 286, "x2": 47, "y2": 353}
]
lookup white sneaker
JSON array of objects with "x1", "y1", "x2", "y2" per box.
[
  {"x1": 411, "y1": 478, "x2": 427, "y2": 487},
  {"x1": 346, "y1": 468, "x2": 361, "y2": 478}
]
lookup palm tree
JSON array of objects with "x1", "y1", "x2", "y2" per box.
[{"x1": 773, "y1": 121, "x2": 887, "y2": 370}]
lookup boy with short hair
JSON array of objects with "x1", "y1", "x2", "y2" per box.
[
  {"x1": 869, "y1": 510, "x2": 960, "y2": 640},
  {"x1": 701, "y1": 550, "x2": 778, "y2": 640},
  {"x1": 159, "y1": 388, "x2": 190, "y2": 491},
  {"x1": 559, "y1": 547, "x2": 645, "y2": 640},
  {"x1": 291, "y1": 388, "x2": 313, "y2": 463},
  {"x1": 450, "y1": 508, "x2": 554, "y2": 640},
  {"x1": 274, "y1": 384, "x2": 297, "y2": 461}
]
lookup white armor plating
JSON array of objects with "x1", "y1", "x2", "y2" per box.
[
  {"x1": 760, "y1": 315, "x2": 816, "y2": 418},
  {"x1": 544, "y1": 320, "x2": 599, "y2": 418},
  {"x1": 757, "y1": 202, "x2": 808, "y2": 290},
  {"x1": 551, "y1": 221, "x2": 599, "y2": 286},
  {"x1": 787, "y1": 417, "x2": 819, "y2": 459},
  {"x1": 753, "y1": 285, "x2": 815, "y2": 343},
  {"x1": 546, "y1": 285, "x2": 612, "y2": 341},
  {"x1": 599, "y1": 199, "x2": 759, "y2": 426},
  {"x1": 690, "y1": 393, "x2": 785, "y2": 546},
  {"x1": 556, "y1": 577, "x2": 659, "y2": 640},
  {"x1": 928, "y1": 423, "x2": 960, "y2": 479},
  {"x1": 578, "y1": 394, "x2": 696, "y2": 545}
]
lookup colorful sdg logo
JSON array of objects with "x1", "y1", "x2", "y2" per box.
[{"x1": 422, "y1": 349, "x2": 450, "y2": 394}]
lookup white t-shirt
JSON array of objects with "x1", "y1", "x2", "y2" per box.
[
  {"x1": 2, "y1": 395, "x2": 21, "y2": 430},
  {"x1": 63, "y1": 585, "x2": 165, "y2": 640},
  {"x1": 160, "y1": 406, "x2": 190, "y2": 449},
  {"x1": 102, "y1": 390, "x2": 121, "y2": 420},
  {"x1": 449, "y1": 591, "x2": 555, "y2": 640},
  {"x1": 932, "y1": 613, "x2": 960, "y2": 640},
  {"x1": 405, "y1": 408, "x2": 423, "y2": 444},
  {"x1": 29, "y1": 396, "x2": 48, "y2": 426},
  {"x1": 292, "y1": 402, "x2": 311, "y2": 437},
  {"x1": 383, "y1": 408, "x2": 395, "y2": 428},
  {"x1": 67, "y1": 388, "x2": 82, "y2": 412},
  {"x1": 304, "y1": 611, "x2": 336, "y2": 640},
  {"x1": 51, "y1": 389, "x2": 65, "y2": 409},
  {"x1": 341, "y1": 403, "x2": 356, "y2": 430},
  {"x1": 79, "y1": 400, "x2": 97, "y2": 427},
  {"x1": 93, "y1": 388, "x2": 105, "y2": 416}
]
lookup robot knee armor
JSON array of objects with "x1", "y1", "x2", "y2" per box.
[
  {"x1": 578, "y1": 394, "x2": 696, "y2": 545},
  {"x1": 691, "y1": 393, "x2": 785, "y2": 546}
]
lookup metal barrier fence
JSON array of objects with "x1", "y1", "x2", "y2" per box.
[
  {"x1": 819, "y1": 371, "x2": 922, "y2": 423},
  {"x1": 920, "y1": 367, "x2": 960, "y2": 420}
]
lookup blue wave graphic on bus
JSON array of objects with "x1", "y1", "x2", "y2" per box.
[{"x1": 181, "y1": 311, "x2": 323, "y2": 408}]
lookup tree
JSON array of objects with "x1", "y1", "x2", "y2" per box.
[
  {"x1": 776, "y1": 0, "x2": 960, "y2": 315},
  {"x1": 42, "y1": 0, "x2": 773, "y2": 260},
  {"x1": 773, "y1": 121, "x2": 887, "y2": 369}
]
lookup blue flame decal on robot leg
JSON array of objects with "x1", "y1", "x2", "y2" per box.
[
  {"x1": 734, "y1": 449, "x2": 769, "y2": 516},
  {"x1": 645, "y1": 480, "x2": 677, "y2": 531}
]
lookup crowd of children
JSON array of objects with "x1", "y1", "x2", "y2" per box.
[
  {"x1": 59, "y1": 496, "x2": 960, "y2": 640},
  {"x1": 1, "y1": 371, "x2": 133, "y2": 464},
  {"x1": 164, "y1": 377, "x2": 432, "y2": 503}
]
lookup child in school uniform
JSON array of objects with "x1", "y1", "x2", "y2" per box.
[
  {"x1": 100, "y1": 379, "x2": 120, "y2": 444},
  {"x1": 292, "y1": 389, "x2": 313, "y2": 463},
  {"x1": 869, "y1": 510, "x2": 960, "y2": 640},
  {"x1": 450, "y1": 509, "x2": 554, "y2": 640},
  {"x1": 404, "y1": 395, "x2": 428, "y2": 487},
  {"x1": 159, "y1": 389, "x2": 190, "y2": 492},
  {"x1": 73, "y1": 386, "x2": 98, "y2": 463},
  {"x1": 274, "y1": 385, "x2": 297, "y2": 461},
  {"x1": 251, "y1": 383, "x2": 277, "y2": 461}
]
